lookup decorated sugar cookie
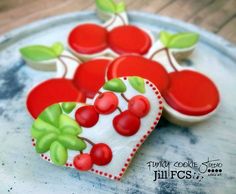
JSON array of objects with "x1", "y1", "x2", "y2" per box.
[
  {"x1": 67, "y1": 0, "x2": 154, "y2": 61},
  {"x1": 30, "y1": 77, "x2": 163, "y2": 180},
  {"x1": 147, "y1": 31, "x2": 220, "y2": 125},
  {"x1": 20, "y1": 42, "x2": 113, "y2": 118}
]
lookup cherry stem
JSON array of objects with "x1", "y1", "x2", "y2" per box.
[
  {"x1": 149, "y1": 47, "x2": 166, "y2": 60},
  {"x1": 97, "y1": 91, "x2": 102, "y2": 95},
  {"x1": 104, "y1": 13, "x2": 126, "y2": 29},
  {"x1": 117, "y1": 106, "x2": 122, "y2": 113},
  {"x1": 104, "y1": 15, "x2": 116, "y2": 28},
  {"x1": 80, "y1": 151, "x2": 83, "y2": 154},
  {"x1": 149, "y1": 47, "x2": 178, "y2": 72},
  {"x1": 121, "y1": 93, "x2": 129, "y2": 103},
  {"x1": 116, "y1": 13, "x2": 126, "y2": 26},
  {"x1": 57, "y1": 56, "x2": 68, "y2": 78},
  {"x1": 60, "y1": 54, "x2": 82, "y2": 63},
  {"x1": 166, "y1": 48, "x2": 178, "y2": 72},
  {"x1": 79, "y1": 136, "x2": 95, "y2": 146}
]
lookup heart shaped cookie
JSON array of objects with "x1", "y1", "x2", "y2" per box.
[{"x1": 31, "y1": 77, "x2": 163, "y2": 180}]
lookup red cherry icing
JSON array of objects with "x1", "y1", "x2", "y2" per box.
[
  {"x1": 27, "y1": 78, "x2": 85, "y2": 118},
  {"x1": 107, "y1": 55, "x2": 170, "y2": 94},
  {"x1": 163, "y1": 70, "x2": 220, "y2": 116},
  {"x1": 73, "y1": 59, "x2": 111, "y2": 99},
  {"x1": 108, "y1": 25, "x2": 152, "y2": 55},
  {"x1": 68, "y1": 24, "x2": 108, "y2": 54}
]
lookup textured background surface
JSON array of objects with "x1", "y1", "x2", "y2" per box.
[
  {"x1": 0, "y1": 0, "x2": 236, "y2": 43},
  {"x1": 0, "y1": 11, "x2": 236, "y2": 194}
]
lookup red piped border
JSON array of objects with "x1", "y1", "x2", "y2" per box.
[{"x1": 32, "y1": 77, "x2": 163, "y2": 181}]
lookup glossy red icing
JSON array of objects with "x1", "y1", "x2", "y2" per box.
[
  {"x1": 106, "y1": 55, "x2": 170, "y2": 94},
  {"x1": 108, "y1": 25, "x2": 152, "y2": 55},
  {"x1": 68, "y1": 24, "x2": 108, "y2": 54},
  {"x1": 27, "y1": 78, "x2": 85, "y2": 118},
  {"x1": 163, "y1": 70, "x2": 220, "y2": 116},
  {"x1": 73, "y1": 59, "x2": 111, "y2": 99}
]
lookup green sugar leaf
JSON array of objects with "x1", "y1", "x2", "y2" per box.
[
  {"x1": 20, "y1": 45, "x2": 57, "y2": 62},
  {"x1": 51, "y1": 42, "x2": 64, "y2": 56},
  {"x1": 116, "y1": 2, "x2": 126, "y2": 13},
  {"x1": 58, "y1": 135, "x2": 87, "y2": 151},
  {"x1": 50, "y1": 141, "x2": 68, "y2": 166},
  {"x1": 59, "y1": 114, "x2": 82, "y2": 135},
  {"x1": 62, "y1": 102, "x2": 76, "y2": 114},
  {"x1": 39, "y1": 104, "x2": 62, "y2": 127},
  {"x1": 168, "y1": 32, "x2": 199, "y2": 48},
  {"x1": 159, "y1": 31, "x2": 172, "y2": 47},
  {"x1": 103, "y1": 78, "x2": 127, "y2": 93},
  {"x1": 32, "y1": 118, "x2": 60, "y2": 139},
  {"x1": 96, "y1": 0, "x2": 116, "y2": 13},
  {"x1": 35, "y1": 133, "x2": 58, "y2": 153},
  {"x1": 128, "y1": 76, "x2": 145, "y2": 93}
]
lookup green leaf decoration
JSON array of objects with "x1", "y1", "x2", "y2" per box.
[
  {"x1": 58, "y1": 135, "x2": 87, "y2": 151},
  {"x1": 35, "y1": 133, "x2": 58, "y2": 153},
  {"x1": 103, "y1": 78, "x2": 127, "y2": 93},
  {"x1": 31, "y1": 103, "x2": 87, "y2": 166},
  {"x1": 39, "y1": 104, "x2": 62, "y2": 127},
  {"x1": 62, "y1": 102, "x2": 76, "y2": 114},
  {"x1": 116, "y1": 2, "x2": 126, "y2": 13},
  {"x1": 31, "y1": 118, "x2": 60, "y2": 139},
  {"x1": 51, "y1": 42, "x2": 64, "y2": 56},
  {"x1": 20, "y1": 42, "x2": 64, "y2": 62},
  {"x1": 159, "y1": 31, "x2": 172, "y2": 47},
  {"x1": 159, "y1": 31, "x2": 199, "y2": 49},
  {"x1": 59, "y1": 114, "x2": 82, "y2": 135},
  {"x1": 96, "y1": 0, "x2": 116, "y2": 13},
  {"x1": 50, "y1": 141, "x2": 68, "y2": 166},
  {"x1": 128, "y1": 76, "x2": 145, "y2": 93},
  {"x1": 168, "y1": 32, "x2": 199, "y2": 48},
  {"x1": 20, "y1": 45, "x2": 57, "y2": 61}
]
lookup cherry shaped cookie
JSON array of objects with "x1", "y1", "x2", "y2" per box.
[
  {"x1": 20, "y1": 42, "x2": 112, "y2": 118},
  {"x1": 67, "y1": 0, "x2": 154, "y2": 61},
  {"x1": 30, "y1": 77, "x2": 163, "y2": 180},
  {"x1": 147, "y1": 31, "x2": 220, "y2": 125}
]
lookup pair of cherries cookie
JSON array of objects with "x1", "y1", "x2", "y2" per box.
[{"x1": 20, "y1": 0, "x2": 220, "y2": 180}]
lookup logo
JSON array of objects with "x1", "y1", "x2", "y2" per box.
[{"x1": 147, "y1": 158, "x2": 223, "y2": 182}]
